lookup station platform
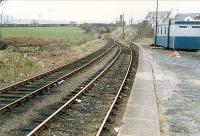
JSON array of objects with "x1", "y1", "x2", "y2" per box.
[{"x1": 118, "y1": 44, "x2": 160, "y2": 136}]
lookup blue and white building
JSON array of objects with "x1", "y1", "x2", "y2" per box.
[
  {"x1": 155, "y1": 20, "x2": 200, "y2": 50},
  {"x1": 175, "y1": 13, "x2": 200, "y2": 21}
]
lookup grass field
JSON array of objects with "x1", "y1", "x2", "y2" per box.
[{"x1": 1, "y1": 27, "x2": 86, "y2": 41}]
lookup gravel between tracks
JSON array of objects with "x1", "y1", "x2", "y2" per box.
[
  {"x1": 39, "y1": 51, "x2": 130, "y2": 136},
  {"x1": 0, "y1": 46, "x2": 118, "y2": 136}
]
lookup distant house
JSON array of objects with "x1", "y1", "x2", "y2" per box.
[
  {"x1": 145, "y1": 11, "x2": 172, "y2": 26},
  {"x1": 174, "y1": 13, "x2": 200, "y2": 21}
]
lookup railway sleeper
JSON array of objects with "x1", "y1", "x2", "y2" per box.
[
  {"x1": 32, "y1": 117, "x2": 48, "y2": 123},
  {"x1": 22, "y1": 85, "x2": 41, "y2": 89},
  {"x1": 16, "y1": 87, "x2": 37, "y2": 91},
  {"x1": 62, "y1": 97, "x2": 72, "y2": 101},
  {"x1": 50, "y1": 106, "x2": 60, "y2": 110},
  {"x1": 73, "y1": 88, "x2": 82, "y2": 92},
  {"x1": 57, "y1": 101, "x2": 66, "y2": 105},
  {"x1": 41, "y1": 80, "x2": 58, "y2": 84},
  {"x1": 67, "y1": 93, "x2": 76, "y2": 97},
  {"x1": 70, "y1": 90, "x2": 80, "y2": 94},
  {"x1": 44, "y1": 75, "x2": 61, "y2": 79},
  {"x1": 27, "y1": 82, "x2": 47, "y2": 86},
  {"x1": 0, "y1": 94, "x2": 23, "y2": 98},
  {"x1": 21, "y1": 128, "x2": 33, "y2": 132},
  {"x1": 33, "y1": 80, "x2": 52, "y2": 84},
  {"x1": 83, "y1": 80, "x2": 92, "y2": 84},
  {"x1": 41, "y1": 112, "x2": 52, "y2": 117},
  {"x1": 0, "y1": 99, "x2": 16, "y2": 102}
]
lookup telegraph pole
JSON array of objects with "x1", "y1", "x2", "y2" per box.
[
  {"x1": 0, "y1": 1, "x2": 3, "y2": 47},
  {"x1": 122, "y1": 13, "x2": 125, "y2": 40},
  {"x1": 48, "y1": 9, "x2": 51, "y2": 24},
  {"x1": 0, "y1": 0, "x2": 7, "y2": 48},
  {"x1": 155, "y1": 0, "x2": 159, "y2": 45},
  {"x1": 120, "y1": 14, "x2": 125, "y2": 40},
  {"x1": 130, "y1": 17, "x2": 133, "y2": 26}
]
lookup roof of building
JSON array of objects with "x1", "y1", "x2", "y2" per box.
[
  {"x1": 145, "y1": 11, "x2": 171, "y2": 19},
  {"x1": 175, "y1": 13, "x2": 200, "y2": 20}
]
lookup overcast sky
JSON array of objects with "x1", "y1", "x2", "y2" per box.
[{"x1": 1, "y1": 0, "x2": 200, "y2": 23}]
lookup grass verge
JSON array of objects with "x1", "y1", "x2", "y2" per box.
[{"x1": 0, "y1": 51, "x2": 39, "y2": 83}]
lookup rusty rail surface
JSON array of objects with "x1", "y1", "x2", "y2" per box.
[{"x1": 96, "y1": 42, "x2": 133, "y2": 136}]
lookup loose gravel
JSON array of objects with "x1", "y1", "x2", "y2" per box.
[
  {"x1": 149, "y1": 48, "x2": 200, "y2": 136},
  {"x1": 39, "y1": 50, "x2": 130, "y2": 136}
]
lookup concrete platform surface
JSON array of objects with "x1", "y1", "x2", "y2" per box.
[{"x1": 118, "y1": 45, "x2": 160, "y2": 136}]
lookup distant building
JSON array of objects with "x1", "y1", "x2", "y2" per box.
[
  {"x1": 1, "y1": 15, "x2": 14, "y2": 24},
  {"x1": 174, "y1": 13, "x2": 200, "y2": 21},
  {"x1": 145, "y1": 11, "x2": 173, "y2": 26}
]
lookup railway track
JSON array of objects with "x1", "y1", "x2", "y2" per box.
[
  {"x1": 0, "y1": 38, "x2": 115, "y2": 113},
  {"x1": 24, "y1": 41, "x2": 134, "y2": 136},
  {"x1": 97, "y1": 43, "x2": 139, "y2": 136}
]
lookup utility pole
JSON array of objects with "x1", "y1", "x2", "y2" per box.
[
  {"x1": 155, "y1": 0, "x2": 159, "y2": 45},
  {"x1": 130, "y1": 17, "x2": 133, "y2": 26},
  {"x1": 120, "y1": 13, "x2": 125, "y2": 40},
  {"x1": 0, "y1": 0, "x2": 5, "y2": 48},
  {"x1": 48, "y1": 9, "x2": 51, "y2": 24}
]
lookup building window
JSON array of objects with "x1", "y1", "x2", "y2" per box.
[
  {"x1": 161, "y1": 27, "x2": 163, "y2": 35},
  {"x1": 192, "y1": 26, "x2": 200, "y2": 28},
  {"x1": 179, "y1": 26, "x2": 187, "y2": 28}
]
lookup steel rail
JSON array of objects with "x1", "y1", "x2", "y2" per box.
[
  {"x1": 26, "y1": 40, "x2": 122, "y2": 136},
  {"x1": 0, "y1": 38, "x2": 111, "y2": 94},
  {"x1": 0, "y1": 40, "x2": 115, "y2": 113},
  {"x1": 96, "y1": 42, "x2": 133, "y2": 136}
]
